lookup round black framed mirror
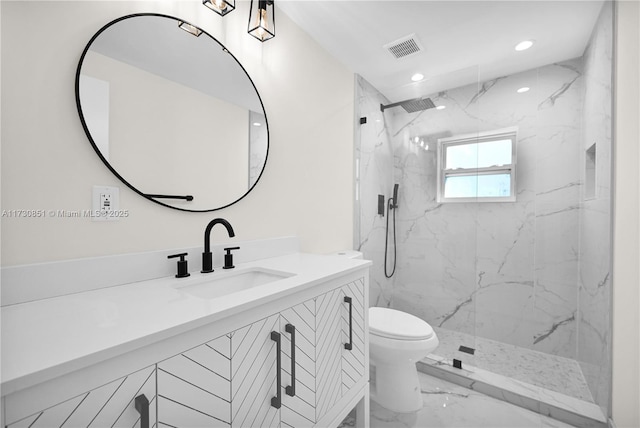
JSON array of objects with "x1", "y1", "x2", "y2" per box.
[{"x1": 75, "y1": 13, "x2": 268, "y2": 212}]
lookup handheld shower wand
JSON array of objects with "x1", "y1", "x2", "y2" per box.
[
  {"x1": 384, "y1": 184, "x2": 399, "y2": 278},
  {"x1": 391, "y1": 183, "x2": 399, "y2": 208}
]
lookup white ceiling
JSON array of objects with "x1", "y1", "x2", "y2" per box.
[{"x1": 277, "y1": 0, "x2": 605, "y2": 102}]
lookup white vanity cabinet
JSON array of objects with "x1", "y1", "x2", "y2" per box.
[
  {"x1": 153, "y1": 301, "x2": 318, "y2": 428},
  {"x1": 315, "y1": 279, "x2": 366, "y2": 421},
  {"x1": 2, "y1": 268, "x2": 369, "y2": 428},
  {"x1": 340, "y1": 279, "x2": 367, "y2": 399},
  {"x1": 279, "y1": 300, "x2": 318, "y2": 426},
  {"x1": 228, "y1": 278, "x2": 366, "y2": 428},
  {"x1": 228, "y1": 298, "x2": 319, "y2": 428},
  {"x1": 4, "y1": 365, "x2": 157, "y2": 428},
  {"x1": 157, "y1": 334, "x2": 232, "y2": 427},
  {"x1": 229, "y1": 312, "x2": 281, "y2": 428}
]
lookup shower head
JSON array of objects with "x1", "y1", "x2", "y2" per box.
[{"x1": 380, "y1": 97, "x2": 436, "y2": 113}]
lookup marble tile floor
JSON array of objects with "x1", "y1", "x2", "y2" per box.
[
  {"x1": 417, "y1": 355, "x2": 607, "y2": 428},
  {"x1": 338, "y1": 372, "x2": 578, "y2": 428},
  {"x1": 430, "y1": 327, "x2": 594, "y2": 403}
]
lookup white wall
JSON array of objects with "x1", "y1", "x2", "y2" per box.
[
  {"x1": 0, "y1": 0, "x2": 355, "y2": 266},
  {"x1": 612, "y1": 1, "x2": 640, "y2": 426}
]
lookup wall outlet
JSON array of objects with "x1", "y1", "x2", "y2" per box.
[{"x1": 92, "y1": 186, "x2": 119, "y2": 222}]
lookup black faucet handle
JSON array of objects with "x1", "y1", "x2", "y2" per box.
[
  {"x1": 223, "y1": 246, "x2": 240, "y2": 269},
  {"x1": 168, "y1": 253, "x2": 190, "y2": 278}
]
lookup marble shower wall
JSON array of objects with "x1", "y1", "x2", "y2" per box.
[
  {"x1": 358, "y1": 55, "x2": 585, "y2": 359},
  {"x1": 356, "y1": 1, "x2": 612, "y2": 412},
  {"x1": 577, "y1": 1, "x2": 613, "y2": 414},
  {"x1": 355, "y1": 77, "x2": 396, "y2": 308}
]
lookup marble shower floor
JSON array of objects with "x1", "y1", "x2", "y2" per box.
[
  {"x1": 339, "y1": 372, "x2": 577, "y2": 428},
  {"x1": 430, "y1": 327, "x2": 594, "y2": 403}
]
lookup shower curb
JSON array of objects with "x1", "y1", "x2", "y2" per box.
[{"x1": 418, "y1": 355, "x2": 608, "y2": 428}]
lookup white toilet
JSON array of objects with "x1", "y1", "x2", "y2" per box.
[{"x1": 369, "y1": 307, "x2": 439, "y2": 413}]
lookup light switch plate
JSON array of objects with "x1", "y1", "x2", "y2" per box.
[{"x1": 92, "y1": 185, "x2": 119, "y2": 222}]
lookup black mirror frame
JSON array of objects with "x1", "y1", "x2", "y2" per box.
[{"x1": 75, "y1": 13, "x2": 269, "y2": 212}]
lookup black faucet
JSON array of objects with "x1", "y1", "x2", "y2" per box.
[{"x1": 202, "y1": 218, "x2": 235, "y2": 273}]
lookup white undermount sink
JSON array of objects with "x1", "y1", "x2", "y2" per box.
[{"x1": 174, "y1": 267, "x2": 295, "y2": 299}]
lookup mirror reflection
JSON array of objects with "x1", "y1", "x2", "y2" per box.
[{"x1": 76, "y1": 14, "x2": 268, "y2": 211}]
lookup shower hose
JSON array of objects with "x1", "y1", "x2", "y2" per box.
[{"x1": 384, "y1": 198, "x2": 397, "y2": 278}]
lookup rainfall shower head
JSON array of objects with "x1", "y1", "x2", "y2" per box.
[{"x1": 380, "y1": 97, "x2": 436, "y2": 113}]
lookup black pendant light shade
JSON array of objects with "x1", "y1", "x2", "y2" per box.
[{"x1": 248, "y1": 0, "x2": 275, "y2": 42}]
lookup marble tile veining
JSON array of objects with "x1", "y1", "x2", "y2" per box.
[
  {"x1": 431, "y1": 327, "x2": 594, "y2": 402},
  {"x1": 418, "y1": 356, "x2": 606, "y2": 428},
  {"x1": 368, "y1": 373, "x2": 578, "y2": 428},
  {"x1": 358, "y1": 56, "x2": 587, "y2": 360},
  {"x1": 577, "y1": 0, "x2": 613, "y2": 416}
]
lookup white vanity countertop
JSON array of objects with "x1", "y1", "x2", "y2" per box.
[{"x1": 1, "y1": 252, "x2": 370, "y2": 395}]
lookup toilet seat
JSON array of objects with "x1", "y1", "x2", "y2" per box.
[{"x1": 369, "y1": 307, "x2": 434, "y2": 341}]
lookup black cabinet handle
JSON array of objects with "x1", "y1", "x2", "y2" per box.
[
  {"x1": 271, "y1": 331, "x2": 282, "y2": 408},
  {"x1": 344, "y1": 296, "x2": 353, "y2": 350},
  {"x1": 285, "y1": 324, "x2": 296, "y2": 397},
  {"x1": 134, "y1": 394, "x2": 149, "y2": 428}
]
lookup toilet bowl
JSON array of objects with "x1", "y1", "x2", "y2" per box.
[{"x1": 369, "y1": 307, "x2": 439, "y2": 413}]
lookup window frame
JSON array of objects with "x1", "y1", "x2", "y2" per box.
[{"x1": 436, "y1": 127, "x2": 518, "y2": 203}]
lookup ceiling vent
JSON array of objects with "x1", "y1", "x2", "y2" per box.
[{"x1": 383, "y1": 34, "x2": 424, "y2": 59}]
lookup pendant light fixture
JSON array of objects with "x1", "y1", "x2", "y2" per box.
[
  {"x1": 178, "y1": 21, "x2": 203, "y2": 37},
  {"x1": 203, "y1": 0, "x2": 235, "y2": 16},
  {"x1": 248, "y1": 0, "x2": 275, "y2": 42}
]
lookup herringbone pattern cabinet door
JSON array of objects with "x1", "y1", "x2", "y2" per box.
[
  {"x1": 280, "y1": 299, "x2": 317, "y2": 428},
  {"x1": 157, "y1": 334, "x2": 231, "y2": 428},
  {"x1": 231, "y1": 314, "x2": 281, "y2": 428},
  {"x1": 7, "y1": 366, "x2": 156, "y2": 428},
  {"x1": 341, "y1": 279, "x2": 366, "y2": 396}
]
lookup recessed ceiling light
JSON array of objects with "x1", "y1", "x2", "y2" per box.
[
  {"x1": 436, "y1": 105, "x2": 446, "y2": 110},
  {"x1": 517, "y1": 87, "x2": 530, "y2": 93},
  {"x1": 411, "y1": 73, "x2": 424, "y2": 82},
  {"x1": 252, "y1": 122, "x2": 262, "y2": 126},
  {"x1": 515, "y1": 40, "x2": 534, "y2": 51}
]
